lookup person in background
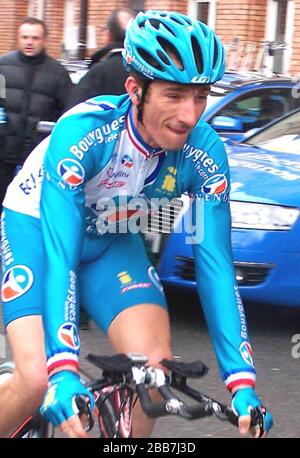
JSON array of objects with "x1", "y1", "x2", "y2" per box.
[
  {"x1": 67, "y1": 7, "x2": 134, "y2": 108},
  {"x1": 0, "y1": 17, "x2": 73, "y2": 210}
]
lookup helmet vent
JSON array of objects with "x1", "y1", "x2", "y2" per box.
[
  {"x1": 169, "y1": 15, "x2": 188, "y2": 26},
  {"x1": 138, "y1": 47, "x2": 164, "y2": 71},
  {"x1": 157, "y1": 37, "x2": 184, "y2": 70},
  {"x1": 199, "y1": 23, "x2": 208, "y2": 37},
  {"x1": 149, "y1": 18, "x2": 176, "y2": 36},
  {"x1": 157, "y1": 50, "x2": 170, "y2": 66},
  {"x1": 191, "y1": 36, "x2": 204, "y2": 74},
  {"x1": 149, "y1": 18, "x2": 162, "y2": 29},
  {"x1": 213, "y1": 36, "x2": 220, "y2": 68}
]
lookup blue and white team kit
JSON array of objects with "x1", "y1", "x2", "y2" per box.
[{"x1": 0, "y1": 94, "x2": 256, "y2": 391}]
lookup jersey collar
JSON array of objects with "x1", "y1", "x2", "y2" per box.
[{"x1": 126, "y1": 107, "x2": 165, "y2": 159}]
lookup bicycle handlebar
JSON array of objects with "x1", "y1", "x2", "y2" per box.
[
  {"x1": 86, "y1": 353, "x2": 268, "y2": 436},
  {"x1": 135, "y1": 382, "x2": 213, "y2": 420}
]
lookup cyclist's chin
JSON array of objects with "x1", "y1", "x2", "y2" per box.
[{"x1": 160, "y1": 132, "x2": 189, "y2": 151}]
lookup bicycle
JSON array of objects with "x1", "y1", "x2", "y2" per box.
[{"x1": 0, "y1": 353, "x2": 268, "y2": 438}]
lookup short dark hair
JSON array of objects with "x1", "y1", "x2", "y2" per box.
[
  {"x1": 106, "y1": 8, "x2": 133, "y2": 42},
  {"x1": 19, "y1": 17, "x2": 48, "y2": 36}
]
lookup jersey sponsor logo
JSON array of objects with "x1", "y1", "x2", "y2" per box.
[
  {"x1": 18, "y1": 166, "x2": 44, "y2": 196},
  {"x1": 58, "y1": 322, "x2": 80, "y2": 350},
  {"x1": 0, "y1": 213, "x2": 14, "y2": 267},
  {"x1": 118, "y1": 271, "x2": 133, "y2": 285},
  {"x1": 69, "y1": 115, "x2": 125, "y2": 160},
  {"x1": 64, "y1": 271, "x2": 77, "y2": 323},
  {"x1": 117, "y1": 271, "x2": 151, "y2": 294},
  {"x1": 161, "y1": 166, "x2": 177, "y2": 193},
  {"x1": 120, "y1": 283, "x2": 152, "y2": 293},
  {"x1": 239, "y1": 341, "x2": 254, "y2": 367},
  {"x1": 42, "y1": 384, "x2": 57, "y2": 408},
  {"x1": 201, "y1": 174, "x2": 228, "y2": 194},
  {"x1": 97, "y1": 168, "x2": 130, "y2": 189},
  {"x1": 122, "y1": 154, "x2": 133, "y2": 168},
  {"x1": 1, "y1": 265, "x2": 33, "y2": 302},
  {"x1": 184, "y1": 144, "x2": 219, "y2": 175},
  {"x1": 57, "y1": 159, "x2": 85, "y2": 186},
  {"x1": 98, "y1": 179, "x2": 126, "y2": 189},
  {"x1": 235, "y1": 286, "x2": 248, "y2": 340}
]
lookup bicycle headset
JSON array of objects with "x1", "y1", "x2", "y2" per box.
[{"x1": 122, "y1": 10, "x2": 225, "y2": 121}]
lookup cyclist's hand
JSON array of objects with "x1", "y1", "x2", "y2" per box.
[
  {"x1": 232, "y1": 387, "x2": 273, "y2": 438},
  {"x1": 40, "y1": 370, "x2": 95, "y2": 438}
]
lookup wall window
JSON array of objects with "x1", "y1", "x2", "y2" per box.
[
  {"x1": 196, "y1": 1, "x2": 209, "y2": 23},
  {"x1": 188, "y1": 0, "x2": 217, "y2": 29},
  {"x1": 188, "y1": 0, "x2": 216, "y2": 29}
]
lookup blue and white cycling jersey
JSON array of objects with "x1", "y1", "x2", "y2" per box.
[{"x1": 2, "y1": 94, "x2": 256, "y2": 391}]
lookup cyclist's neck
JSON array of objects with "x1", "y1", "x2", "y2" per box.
[{"x1": 128, "y1": 105, "x2": 164, "y2": 156}]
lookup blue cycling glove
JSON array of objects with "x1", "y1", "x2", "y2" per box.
[
  {"x1": 40, "y1": 370, "x2": 95, "y2": 427},
  {"x1": 232, "y1": 387, "x2": 273, "y2": 435}
]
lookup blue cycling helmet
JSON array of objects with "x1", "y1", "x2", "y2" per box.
[{"x1": 123, "y1": 10, "x2": 225, "y2": 84}]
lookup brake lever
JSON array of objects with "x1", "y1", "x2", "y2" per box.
[
  {"x1": 75, "y1": 395, "x2": 94, "y2": 432},
  {"x1": 250, "y1": 406, "x2": 267, "y2": 438}
]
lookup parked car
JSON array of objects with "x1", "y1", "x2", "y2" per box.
[
  {"x1": 203, "y1": 71, "x2": 300, "y2": 141},
  {"x1": 158, "y1": 109, "x2": 300, "y2": 307}
]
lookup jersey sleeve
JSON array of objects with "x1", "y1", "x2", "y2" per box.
[
  {"x1": 40, "y1": 113, "x2": 98, "y2": 374},
  {"x1": 188, "y1": 130, "x2": 256, "y2": 391}
]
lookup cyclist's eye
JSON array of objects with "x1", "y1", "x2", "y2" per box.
[
  {"x1": 167, "y1": 94, "x2": 180, "y2": 99},
  {"x1": 195, "y1": 95, "x2": 207, "y2": 102}
]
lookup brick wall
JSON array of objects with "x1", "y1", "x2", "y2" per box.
[
  {"x1": 88, "y1": 0, "x2": 129, "y2": 52},
  {"x1": 145, "y1": 0, "x2": 186, "y2": 13},
  {"x1": 290, "y1": 0, "x2": 300, "y2": 76},
  {"x1": 44, "y1": 1, "x2": 65, "y2": 59},
  {"x1": 0, "y1": 0, "x2": 28, "y2": 53},
  {"x1": 216, "y1": 0, "x2": 267, "y2": 44}
]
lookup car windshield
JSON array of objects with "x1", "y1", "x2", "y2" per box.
[{"x1": 244, "y1": 109, "x2": 300, "y2": 154}]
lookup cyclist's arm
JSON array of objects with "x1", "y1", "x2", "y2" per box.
[
  {"x1": 189, "y1": 135, "x2": 256, "y2": 393},
  {"x1": 40, "y1": 114, "x2": 96, "y2": 376}
]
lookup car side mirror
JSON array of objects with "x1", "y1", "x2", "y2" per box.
[{"x1": 210, "y1": 115, "x2": 244, "y2": 132}]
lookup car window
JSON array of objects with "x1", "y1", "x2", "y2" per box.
[
  {"x1": 206, "y1": 85, "x2": 232, "y2": 110},
  {"x1": 211, "y1": 87, "x2": 300, "y2": 131},
  {"x1": 245, "y1": 109, "x2": 300, "y2": 154}
]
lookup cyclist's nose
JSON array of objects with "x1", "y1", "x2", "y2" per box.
[{"x1": 177, "y1": 101, "x2": 201, "y2": 128}]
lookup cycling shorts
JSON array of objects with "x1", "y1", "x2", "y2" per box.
[{"x1": 1, "y1": 209, "x2": 167, "y2": 332}]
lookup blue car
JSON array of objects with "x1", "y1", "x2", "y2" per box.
[
  {"x1": 158, "y1": 109, "x2": 300, "y2": 307},
  {"x1": 203, "y1": 72, "x2": 300, "y2": 141}
]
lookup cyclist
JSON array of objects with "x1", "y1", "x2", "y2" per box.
[{"x1": 0, "y1": 10, "x2": 273, "y2": 438}]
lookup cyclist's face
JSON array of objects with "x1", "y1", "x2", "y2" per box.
[
  {"x1": 136, "y1": 80, "x2": 210, "y2": 150},
  {"x1": 18, "y1": 24, "x2": 46, "y2": 57}
]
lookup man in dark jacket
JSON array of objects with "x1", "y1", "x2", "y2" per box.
[
  {"x1": 67, "y1": 8, "x2": 134, "y2": 109},
  {"x1": 0, "y1": 17, "x2": 73, "y2": 208}
]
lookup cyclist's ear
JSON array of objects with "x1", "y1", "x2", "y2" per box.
[
  {"x1": 125, "y1": 76, "x2": 141, "y2": 105},
  {"x1": 134, "y1": 90, "x2": 140, "y2": 101}
]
